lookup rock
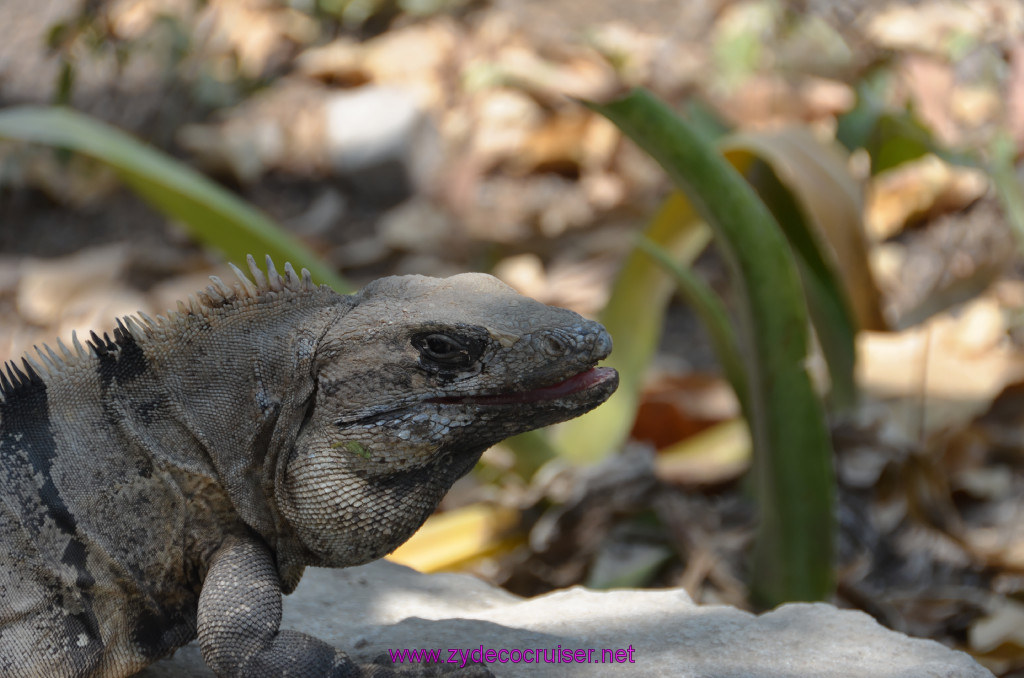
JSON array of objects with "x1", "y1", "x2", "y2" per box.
[
  {"x1": 378, "y1": 198, "x2": 460, "y2": 256},
  {"x1": 178, "y1": 81, "x2": 440, "y2": 202},
  {"x1": 324, "y1": 85, "x2": 441, "y2": 203},
  {"x1": 142, "y1": 560, "x2": 992, "y2": 678},
  {"x1": 177, "y1": 80, "x2": 329, "y2": 183}
]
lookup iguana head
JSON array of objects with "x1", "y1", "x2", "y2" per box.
[{"x1": 279, "y1": 272, "x2": 617, "y2": 568}]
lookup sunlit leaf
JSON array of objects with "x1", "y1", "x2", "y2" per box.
[
  {"x1": 387, "y1": 504, "x2": 521, "y2": 572},
  {"x1": 655, "y1": 417, "x2": 752, "y2": 486}
]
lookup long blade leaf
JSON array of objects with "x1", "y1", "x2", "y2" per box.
[
  {"x1": 0, "y1": 106, "x2": 349, "y2": 292},
  {"x1": 634, "y1": 235, "x2": 748, "y2": 413},
  {"x1": 553, "y1": 193, "x2": 711, "y2": 464},
  {"x1": 723, "y1": 130, "x2": 876, "y2": 409},
  {"x1": 589, "y1": 89, "x2": 834, "y2": 605}
]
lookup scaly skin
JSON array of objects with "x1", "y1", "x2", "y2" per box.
[{"x1": 0, "y1": 256, "x2": 617, "y2": 677}]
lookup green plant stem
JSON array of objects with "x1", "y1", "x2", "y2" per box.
[
  {"x1": 590, "y1": 88, "x2": 835, "y2": 606},
  {"x1": 634, "y1": 235, "x2": 748, "y2": 413}
]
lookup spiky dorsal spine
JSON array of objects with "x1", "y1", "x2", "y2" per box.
[{"x1": 0, "y1": 255, "x2": 320, "y2": 400}]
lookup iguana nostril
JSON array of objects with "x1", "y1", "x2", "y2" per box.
[
  {"x1": 590, "y1": 328, "x2": 613, "y2": 362},
  {"x1": 541, "y1": 333, "x2": 569, "y2": 357}
]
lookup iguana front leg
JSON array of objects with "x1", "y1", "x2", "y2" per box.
[
  {"x1": 198, "y1": 535, "x2": 356, "y2": 677},
  {"x1": 198, "y1": 536, "x2": 493, "y2": 677}
]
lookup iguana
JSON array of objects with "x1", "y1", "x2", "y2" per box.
[{"x1": 0, "y1": 255, "x2": 617, "y2": 677}]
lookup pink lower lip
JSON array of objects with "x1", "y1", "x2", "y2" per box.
[{"x1": 427, "y1": 366, "x2": 617, "y2": 405}]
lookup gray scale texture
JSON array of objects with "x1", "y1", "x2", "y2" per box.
[{"x1": 0, "y1": 257, "x2": 617, "y2": 677}]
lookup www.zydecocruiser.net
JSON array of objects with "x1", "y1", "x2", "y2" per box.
[{"x1": 388, "y1": 644, "x2": 637, "y2": 668}]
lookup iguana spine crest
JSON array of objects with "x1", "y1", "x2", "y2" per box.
[{"x1": 0, "y1": 255, "x2": 317, "y2": 401}]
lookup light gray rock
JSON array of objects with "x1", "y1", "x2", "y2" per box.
[
  {"x1": 324, "y1": 86, "x2": 441, "y2": 202},
  {"x1": 142, "y1": 560, "x2": 992, "y2": 677}
]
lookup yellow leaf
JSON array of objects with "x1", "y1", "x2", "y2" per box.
[{"x1": 387, "y1": 504, "x2": 520, "y2": 572}]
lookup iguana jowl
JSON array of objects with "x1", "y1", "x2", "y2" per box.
[{"x1": 0, "y1": 255, "x2": 617, "y2": 677}]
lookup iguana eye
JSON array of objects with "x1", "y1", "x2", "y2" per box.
[{"x1": 412, "y1": 333, "x2": 472, "y2": 367}]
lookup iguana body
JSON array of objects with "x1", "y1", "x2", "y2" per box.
[{"x1": 0, "y1": 256, "x2": 617, "y2": 677}]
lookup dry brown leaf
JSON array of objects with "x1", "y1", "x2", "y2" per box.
[
  {"x1": 725, "y1": 127, "x2": 886, "y2": 332},
  {"x1": 970, "y1": 598, "x2": 1024, "y2": 653},
  {"x1": 858, "y1": 294, "x2": 1024, "y2": 437},
  {"x1": 178, "y1": 79, "x2": 329, "y2": 181},
  {"x1": 951, "y1": 84, "x2": 1002, "y2": 129},
  {"x1": 295, "y1": 38, "x2": 368, "y2": 85},
  {"x1": 108, "y1": 0, "x2": 194, "y2": 41},
  {"x1": 493, "y1": 46, "x2": 619, "y2": 103},
  {"x1": 711, "y1": 75, "x2": 854, "y2": 129},
  {"x1": 493, "y1": 253, "x2": 614, "y2": 317},
  {"x1": 864, "y1": 1, "x2": 1023, "y2": 55},
  {"x1": 587, "y1": 21, "x2": 661, "y2": 86},
  {"x1": 469, "y1": 88, "x2": 545, "y2": 169},
  {"x1": 631, "y1": 373, "x2": 740, "y2": 450},
  {"x1": 16, "y1": 245, "x2": 143, "y2": 329},
  {"x1": 866, "y1": 155, "x2": 989, "y2": 241},
  {"x1": 513, "y1": 110, "x2": 593, "y2": 176},
  {"x1": 197, "y1": 0, "x2": 318, "y2": 79},
  {"x1": 361, "y1": 19, "x2": 460, "y2": 109}
]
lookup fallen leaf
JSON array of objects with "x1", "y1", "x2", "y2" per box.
[
  {"x1": 970, "y1": 598, "x2": 1024, "y2": 653},
  {"x1": 632, "y1": 373, "x2": 740, "y2": 450},
  {"x1": 858, "y1": 293, "x2": 1024, "y2": 437},
  {"x1": 388, "y1": 504, "x2": 521, "y2": 572},
  {"x1": 655, "y1": 418, "x2": 752, "y2": 486},
  {"x1": 866, "y1": 154, "x2": 989, "y2": 241}
]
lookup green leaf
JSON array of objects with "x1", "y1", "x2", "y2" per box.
[
  {"x1": 991, "y1": 132, "x2": 1024, "y2": 252},
  {"x1": 589, "y1": 88, "x2": 834, "y2": 605},
  {"x1": 0, "y1": 106, "x2": 350, "y2": 292},
  {"x1": 723, "y1": 129, "x2": 882, "y2": 409},
  {"x1": 586, "y1": 542, "x2": 674, "y2": 589},
  {"x1": 634, "y1": 235, "x2": 748, "y2": 413},
  {"x1": 837, "y1": 69, "x2": 974, "y2": 173},
  {"x1": 740, "y1": 160, "x2": 857, "y2": 409},
  {"x1": 552, "y1": 192, "x2": 712, "y2": 464}
]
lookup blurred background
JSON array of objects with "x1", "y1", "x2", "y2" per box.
[{"x1": 3, "y1": 0, "x2": 1024, "y2": 674}]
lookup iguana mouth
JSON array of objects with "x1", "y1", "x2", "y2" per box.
[{"x1": 426, "y1": 366, "x2": 618, "y2": 405}]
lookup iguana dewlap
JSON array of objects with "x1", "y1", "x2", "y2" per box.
[{"x1": 0, "y1": 256, "x2": 617, "y2": 677}]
